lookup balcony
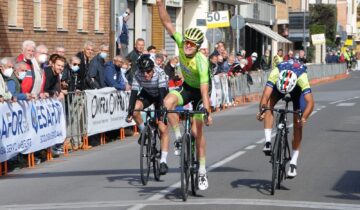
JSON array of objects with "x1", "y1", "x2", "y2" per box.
[{"x1": 239, "y1": 0, "x2": 275, "y2": 25}]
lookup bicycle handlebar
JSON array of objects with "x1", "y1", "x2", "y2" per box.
[{"x1": 260, "y1": 106, "x2": 302, "y2": 117}]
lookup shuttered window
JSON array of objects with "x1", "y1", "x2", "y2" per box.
[
  {"x1": 57, "y1": 0, "x2": 63, "y2": 29},
  {"x1": 77, "y1": 0, "x2": 83, "y2": 30},
  {"x1": 94, "y1": 0, "x2": 99, "y2": 31},
  {"x1": 164, "y1": 7, "x2": 176, "y2": 56},
  {"x1": 34, "y1": 0, "x2": 41, "y2": 28},
  {"x1": 8, "y1": 0, "x2": 17, "y2": 26}
]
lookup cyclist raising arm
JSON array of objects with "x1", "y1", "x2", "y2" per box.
[
  {"x1": 257, "y1": 59, "x2": 314, "y2": 178},
  {"x1": 157, "y1": 0, "x2": 212, "y2": 190},
  {"x1": 126, "y1": 54, "x2": 170, "y2": 175}
]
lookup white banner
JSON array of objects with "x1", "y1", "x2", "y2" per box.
[
  {"x1": 0, "y1": 99, "x2": 67, "y2": 162},
  {"x1": 85, "y1": 88, "x2": 135, "y2": 136}
]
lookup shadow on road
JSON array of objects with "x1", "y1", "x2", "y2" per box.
[
  {"x1": 327, "y1": 129, "x2": 360, "y2": 133},
  {"x1": 231, "y1": 179, "x2": 290, "y2": 195},
  {"x1": 326, "y1": 170, "x2": 360, "y2": 201}
]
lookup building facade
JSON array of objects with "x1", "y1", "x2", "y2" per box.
[{"x1": 1, "y1": 0, "x2": 110, "y2": 58}]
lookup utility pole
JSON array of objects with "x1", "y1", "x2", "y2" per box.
[{"x1": 302, "y1": 0, "x2": 307, "y2": 54}]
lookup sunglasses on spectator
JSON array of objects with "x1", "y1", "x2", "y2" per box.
[
  {"x1": 72, "y1": 63, "x2": 80, "y2": 66},
  {"x1": 184, "y1": 40, "x2": 198, "y2": 48}
]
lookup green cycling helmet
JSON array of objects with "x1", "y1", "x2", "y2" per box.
[{"x1": 184, "y1": 28, "x2": 204, "y2": 46}]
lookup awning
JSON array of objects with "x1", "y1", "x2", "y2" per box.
[{"x1": 246, "y1": 23, "x2": 292, "y2": 43}]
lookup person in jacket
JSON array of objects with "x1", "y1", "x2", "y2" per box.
[
  {"x1": 0, "y1": 57, "x2": 14, "y2": 101},
  {"x1": 260, "y1": 50, "x2": 271, "y2": 71},
  {"x1": 104, "y1": 56, "x2": 129, "y2": 91},
  {"x1": 43, "y1": 55, "x2": 66, "y2": 99},
  {"x1": 4, "y1": 61, "x2": 31, "y2": 101},
  {"x1": 86, "y1": 44, "x2": 109, "y2": 89},
  {"x1": 126, "y1": 38, "x2": 145, "y2": 85},
  {"x1": 17, "y1": 40, "x2": 36, "y2": 94},
  {"x1": 76, "y1": 41, "x2": 94, "y2": 90},
  {"x1": 116, "y1": 8, "x2": 130, "y2": 57}
]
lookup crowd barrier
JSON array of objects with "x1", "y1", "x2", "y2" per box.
[{"x1": 0, "y1": 63, "x2": 348, "y2": 175}]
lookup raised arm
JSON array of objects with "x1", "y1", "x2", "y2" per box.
[{"x1": 156, "y1": 0, "x2": 176, "y2": 36}]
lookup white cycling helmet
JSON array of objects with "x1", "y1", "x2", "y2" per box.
[{"x1": 276, "y1": 70, "x2": 298, "y2": 94}]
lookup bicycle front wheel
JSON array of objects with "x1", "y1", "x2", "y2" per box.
[
  {"x1": 190, "y1": 135, "x2": 198, "y2": 196},
  {"x1": 153, "y1": 131, "x2": 161, "y2": 181},
  {"x1": 140, "y1": 127, "x2": 151, "y2": 185},
  {"x1": 271, "y1": 132, "x2": 281, "y2": 195},
  {"x1": 180, "y1": 133, "x2": 191, "y2": 201}
]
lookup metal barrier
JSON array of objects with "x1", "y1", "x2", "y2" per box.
[{"x1": 64, "y1": 91, "x2": 88, "y2": 152}]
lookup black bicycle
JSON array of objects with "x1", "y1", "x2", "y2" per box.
[
  {"x1": 164, "y1": 109, "x2": 208, "y2": 201},
  {"x1": 262, "y1": 95, "x2": 301, "y2": 195},
  {"x1": 134, "y1": 109, "x2": 162, "y2": 185}
]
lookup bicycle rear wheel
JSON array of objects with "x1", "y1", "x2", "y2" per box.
[
  {"x1": 140, "y1": 127, "x2": 151, "y2": 185},
  {"x1": 180, "y1": 133, "x2": 191, "y2": 201},
  {"x1": 190, "y1": 135, "x2": 198, "y2": 196},
  {"x1": 271, "y1": 132, "x2": 281, "y2": 195},
  {"x1": 153, "y1": 131, "x2": 161, "y2": 181},
  {"x1": 277, "y1": 135, "x2": 284, "y2": 190}
]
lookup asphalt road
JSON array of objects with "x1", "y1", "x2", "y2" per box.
[{"x1": 1, "y1": 71, "x2": 360, "y2": 210}]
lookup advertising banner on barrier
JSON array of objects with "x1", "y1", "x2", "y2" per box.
[
  {"x1": 0, "y1": 99, "x2": 66, "y2": 162},
  {"x1": 85, "y1": 88, "x2": 135, "y2": 136}
]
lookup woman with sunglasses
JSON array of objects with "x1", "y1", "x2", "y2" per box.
[
  {"x1": 157, "y1": 0, "x2": 213, "y2": 191},
  {"x1": 126, "y1": 54, "x2": 170, "y2": 175}
]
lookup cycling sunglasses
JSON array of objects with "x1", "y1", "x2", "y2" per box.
[{"x1": 183, "y1": 40, "x2": 198, "y2": 48}]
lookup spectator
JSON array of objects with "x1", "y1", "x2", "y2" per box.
[
  {"x1": 223, "y1": 54, "x2": 236, "y2": 73},
  {"x1": 200, "y1": 47, "x2": 209, "y2": 57},
  {"x1": 283, "y1": 50, "x2": 294, "y2": 61},
  {"x1": 76, "y1": 41, "x2": 95, "y2": 90},
  {"x1": 164, "y1": 56, "x2": 182, "y2": 89},
  {"x1": 31, "y1": 44, "x2": 48, "y2": 97},
  {"x1": 43, "y1": 55, "x2": 66, "y2": 99},
  {"x1": 16, "y1": 40, "x2": 35, "y2": 70},
  {"x1": 54, "y1": 45, "x2": 66, "y2": 57},
  {"x1": 116, "y1": 8, "x2": 130, "y2": 57},
  {"x1": 155, "y1": 53, "x2": 165, "y2": 68},
  {"x1": 211, "y1": 41, "x2": 225, "y2": 56},
  {"x1": 147, "y1": 45, "x2": 157, "y2": 54},
  {"x1": 243, "y1": 52, "x2": 257, "y2": 73},
  {"x1": 0, "y1": 57, "x2": 14, "y2": 101},
  {"x1": 61, "y1": 56, "x2": 82, "y2": 92},
  {"x1": 299, "y1": 49, "x2": 307, "y2": 64},
  {"x1": 217, "y1": 55, "x2": 225, "y2": 74},
  {"x1": 104, "y1": 55, "x2": 128, "y2": 91},
  {"x1": 121, "y1": 59, "x2": 130, "y2": 86},
  {"x1": 4, "y1": 61, "x2": 31, "y2": 101},
  {"x1": 209, "y1": 54, "x2": 219, "y2": 75},
  {"x1": 260, "y1": 50, "x2": 271, "y2": 71},
  {"x1": 220, "y1": 50, "x2": 228, "y2": 62},
  {"x1": 235, "y1": 50, "x2": 246, "y2": 63},
  {"x1": 160, "y1": 49, "x2": 169, "y2": 64},
  {"x1": 126, "y1": 38, "x2": 145, "y2": 85},
  {"x1": 272, "y1": 49, "x2": 283, "y2": 69},
  {"x1": 86, "y1": 44, "x2": 109, "y2": 89},
  {"x1": 344, "y1": 48, "x2": 351, "y2": 70}
]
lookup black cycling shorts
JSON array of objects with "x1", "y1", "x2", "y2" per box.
[{"x1": 271, "y1": 86, "x2": 307, "y2": 113}]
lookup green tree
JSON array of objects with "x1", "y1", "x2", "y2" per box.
[{"x1": 309, "y1": 4, "x2": 337, "y2": 45}]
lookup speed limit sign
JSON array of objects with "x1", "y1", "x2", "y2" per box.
[{"x1": 206, "y1": 11, "x2": 230, "y2": 29}]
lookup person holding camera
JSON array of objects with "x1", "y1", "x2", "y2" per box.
[{"x1": 116, "y1": 8, "x2": 131, "y2": 57}]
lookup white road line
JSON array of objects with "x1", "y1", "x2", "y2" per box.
[
  {"x1": 3, "y1": 199, "x2": 360, "y2": 210},
  {"x1": 336, "y1": 102, "x2": 356, "y2": 107},
  {"x1": 244, "y1": 145, "x2": 256, "y2": 150},
  {"x1": 330, "y1": 96, "x2": 359, "y2": 104}
]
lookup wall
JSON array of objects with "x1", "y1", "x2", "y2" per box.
[{"x1": 0, "y1": 0, "x2": 110, "y2": 59}]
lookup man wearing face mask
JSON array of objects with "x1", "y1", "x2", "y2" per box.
[
  {"x1": 104, "y1": 56, "x2": 129, "y2": 91},
  {"x1": 242, "y1": 52, "x2": 258, "y2": 73},
  {"x1": 164, "y1": 56, "x2": 182, "y2": 89},
  {"x1": 0, "y1": 57, "x2": 14, "y2": 102},
  {"x1": 86, "y1": 44, "x2": 109, "y2": 89},
  {"x1": 30, "y1": 44, "x2": 48, "y2": 97},
  {"x1": 61, "y1": 56, "x2": 82, "y2": 92},
  {"x1": 16, "y1": 40, "x2": 36, "y2": 94},
  {"x1": 4, "y1": 61, "x2": 32, "y2": 101}
]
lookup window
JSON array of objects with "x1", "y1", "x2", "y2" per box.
[
  {"x1": 8, "y1": 0, "x2": 17, "y2": 26},
  {"x1": 57, "y1": 0, "x2": 63, "y2": 29},
  {"x1": 94, "y1": 0, "x2": 99, "y2": 31},
  {"x1": 34, "y1": 0, "x2": 41, "y2": 28},
  {"x1": 77, "y1": 0, "x2": 84, "y2": 30}
]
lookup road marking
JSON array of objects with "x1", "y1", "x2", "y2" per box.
[
  {"x1": 244, "y1": 145, "x2": 256, "y2": 150},
  {"x1": 330, "y1": 96, "x2": 359, "y2": 104},
  {"x1": 336, "y1": 102, "x2": 355, "y2": 107},
  {"x1": 3, "y1": 199, "x2": 360, "y2": 210}
]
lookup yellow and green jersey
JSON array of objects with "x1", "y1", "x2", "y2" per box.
[{"x1": 172, "y1": 32, "x2": 209, "y2": 89}]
